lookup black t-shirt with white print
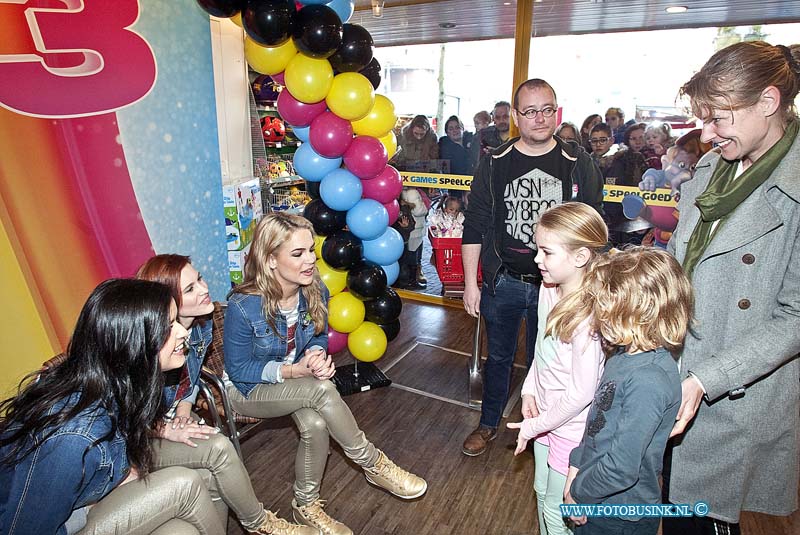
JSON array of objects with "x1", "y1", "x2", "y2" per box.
[{"x1": 500, "y1": 145, "x2": 570, "y2": 275}]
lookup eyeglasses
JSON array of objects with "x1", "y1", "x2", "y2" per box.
[
  {"x1": 589, "y1": 137, "x2": 610, "y2": 144},
  {"x1": 515, "y1": 107, "x2": 557, "y2": 119}
]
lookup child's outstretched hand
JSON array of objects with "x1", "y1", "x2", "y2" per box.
[{"x1": 506, "y1": 420, "x2": 531, "y2": 455}]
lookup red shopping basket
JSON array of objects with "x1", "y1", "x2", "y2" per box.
[{"x1": 429, "y1": 230, "x2": 482, "y2": 284}]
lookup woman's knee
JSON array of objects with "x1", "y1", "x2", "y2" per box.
[
  {"x1": 294, "y1": 408, "x2": 328, "y2": 438},
  {"x1": 202, "y1": 431, "x2": 237, "y2": 466},
  {"x1": 163, "y1": 466, "x2": 207, "y2": 497},
  {"x1": 308, "y1": 378, "x2": 341, "y2": 405}
]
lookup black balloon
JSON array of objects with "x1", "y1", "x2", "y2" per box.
[
  {"x1": 196, "y1": 0, "x2": 247, "y2": 17},
  {"x1": 303, "y1": 199, "x2": 346, "y2": 236},
  {"x1": 322, "y1": 231, "x2": 363, "y2": 270},
  {"x1": 378, "y1": 319, "x2": 400, "y2": 342},
  {"x1": 347, "y1": 261, "x2": 387, "y2": 299},
  {"x1": 305, "y1": 180, "x2": 321, "y2": 200},
  {"x1": 243, "y1": 0, "x2": 295, "y2": 46},
  {"x1": 292, "y1": 5, "x2": 343, "y2": 59},
  {"x1": 359, "y1": 57, "x2": 382, "y2": 90},
  {"x1": 364, "y1": 288, "x2": 402, "y2": 323},
  {"x1": 329, "y1": 24, "x2": 374, "y2": 72}
]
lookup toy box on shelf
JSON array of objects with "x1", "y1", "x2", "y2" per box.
[
  {"x1": 223, "y1": 177, "x2": 263, "y2": 253},
  {"x1": 228, "y1": 242, "x2": 251, "y2": 287}
]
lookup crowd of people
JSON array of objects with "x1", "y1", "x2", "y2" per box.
[
  {"x1": 388, "y1": 79, "x2": 706, "y2": 292},
  {"x1": 1, "y1": 40, "x2": 798, "y2": 535}
]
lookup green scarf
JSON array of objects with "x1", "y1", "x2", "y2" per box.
[{"x1": 683, "y1": 119, "x2": 798, "y2": 279}]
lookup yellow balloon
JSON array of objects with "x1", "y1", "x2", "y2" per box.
[
  {"x1": 231, "y1": 12, "x2": 243, "y2": 27},
  {"x1": 317, "y1": 258, "x2": 347, "y2": 296},
  {"x1": 351, "y1": 95, "x2": 397, "y2": 138},
  {"x1": 245, "y1": 37, "x2": 297, "y2": 75},
  {"x1": 328, "y1": 292, "x2": 365, "y2": 333},
  {"x1": 314, "y1": 235, "x2": 325, "y2": 260},
  {"x1": 326, "y1": 72, "x2": 375, "y2": 121},
  {"x1": 378, "y1": 131, "x2": 398, "y2": 160},
  {"x1": 347, "y1": 321, "x2": 387, "y2": 362},
  {"x1": 285, "y1": 54, "x2": 334, "y2": 104}
]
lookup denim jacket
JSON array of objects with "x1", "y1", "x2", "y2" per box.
[
  {"x1": 223, "y1": 285, "x2": 329, "y2": 396},
  {"x1": 162, "y1": 319, "x2": 212, "y2": 413},
  {"x1": 0, "y1": 395, "x2": 129, "y2": 535}
]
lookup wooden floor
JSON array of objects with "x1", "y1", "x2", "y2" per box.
[{"x1": 227, "y1": 300, "x2": 799, "y2": 535}]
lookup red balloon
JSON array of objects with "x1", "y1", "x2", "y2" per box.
[
  {"x1": 327, "y1": 326, "x2": 349, "y2": 354},
  {"x1": 383, "y1": 199, "x2": 400, "y2": 226},
  {"x1": 309, "y1": 111, "x2": 354, "y2": 158},
  {"x1": 361, "y1": 165, "x2": 402, "y2": 204},
  {"x1": 343, "y1": 136, "x2": 388, "y2": 179},
  {"x1": 272, "y1": 71, "x2": 286, "y2": 85},
  {"x1": 276, "y1": 89, "x2": 326, "y2": 127}
]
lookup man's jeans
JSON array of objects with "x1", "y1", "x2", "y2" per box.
[{"x1": 478, "y1": 272, "x2": 539, "y2": 429}]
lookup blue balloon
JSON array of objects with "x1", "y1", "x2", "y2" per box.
[
  {"x1": 293, "y1": 142, "x2": 342, "y2": 182},
  {"x1": 326, "y1": 0, "x2": 354, "y2": 23},
  {"x1": 346, "y1": 199, "x2": 389, "y2": 241},
  {"x1": 320, "y1": 168, "x2": 363, "y2": 211},
  {"x1": 362, "y1": 226, "x2": 404, "y2": 265},
  {"x1": 292, "y1": 124, "x2": 310, "y2": 142},
  {"x1": 300, "y1": 0, "x2": 329, "y2": 4},
  {"x1": 381, "y1": 262, "x2": 399, "y2": 286}
]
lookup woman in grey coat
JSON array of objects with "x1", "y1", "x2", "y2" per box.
[{"x1": 664, "y1": 41, "x2": 800, "y2": 534}]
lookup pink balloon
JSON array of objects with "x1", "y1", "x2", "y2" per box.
[
  {"x1": 328, "y1": 326, "x2": 349, "y2": 354},
  {"x1": 272, "y1": 71, "x2": 286, "y2": 85},
  {"x1": 309, "y1": 111, "x2": 354, "y2": 158},
  {"x1": 343, "y1": 136, "x2": 388, "y2": 179},
  {"x1": 361, "y1": 165, "x2": 403, "y2": 204},
  {"x1": 277, "y1": 89, "x2": 326, "y2": 127},
  {"x1": 383, "y1": 199, "x2": 400, "y2": 226}
]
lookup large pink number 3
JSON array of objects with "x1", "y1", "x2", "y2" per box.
[{"x1": 0, "y1": 0, "x2": 156, "y2": 118}]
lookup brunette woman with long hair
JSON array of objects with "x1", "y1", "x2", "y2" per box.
[{"x1": 0, "y1": 279, "x2": 224, "y2": 534}]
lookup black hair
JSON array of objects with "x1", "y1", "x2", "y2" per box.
[
  {"x1": 0, "y1": 278, "x2": 173, "y2": 474},
  {"x1": 590, "y1": 122, "x2": 613, "y2": 137}
]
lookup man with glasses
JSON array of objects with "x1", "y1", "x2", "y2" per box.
[
  {"x1": 470, "y1": 101, "x2": 512, "y2": 172},
  {"x1": 461, "y1": 78, "x2": 603, "y2": 457}
]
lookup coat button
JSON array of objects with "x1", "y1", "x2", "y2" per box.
[
  {"x1": 742, "y1": 253, "x2": 755, "y2": 264},
  {"x1": 738, "y1": 299, "x2": 751, "y2": 310}
]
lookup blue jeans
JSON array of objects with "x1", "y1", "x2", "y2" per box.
[
  {"x1": 576, "y1": 517, "x2": 659, "y2": 535},
  {"x1": 478, "y1": 272, "x2": 539, "y2": 428}
]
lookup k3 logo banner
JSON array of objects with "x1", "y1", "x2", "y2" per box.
[{"x1": 0, "y1": 0, "x2": 156, "y2": 118}]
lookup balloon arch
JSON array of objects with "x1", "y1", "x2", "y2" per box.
[{"x1": 197, "y1": 0, "x2": 405, "y2": 363}]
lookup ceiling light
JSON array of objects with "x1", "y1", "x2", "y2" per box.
[
  {"x1": 371, "y1": 0, "x2": 384, "y2": 18},
  {"x1": 665, "y1": 6, "x2": 689, "y2": 14}
]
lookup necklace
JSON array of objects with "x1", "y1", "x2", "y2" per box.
[{"x1": 278, "y1": 292, "x2": 299, "y2": 311}]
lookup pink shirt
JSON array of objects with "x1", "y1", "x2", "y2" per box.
[{"x1": 520, "y1": 283, "x2": 605, "y2": 443}]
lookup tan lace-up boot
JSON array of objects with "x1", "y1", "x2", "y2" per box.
[
  {"x1": 363, "y1": 450, "x2": 427, "y2": 499},
  {"x1": 292, "y1": 499, "x2": 352, "y2": 535},
  {"x1": 251, "y1": 510, "x2": 320, "y2": 535}
]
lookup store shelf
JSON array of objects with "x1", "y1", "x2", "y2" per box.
[
  {"x1": 264, "y1": 140, "x2": 301, "y2": 149},
  {"x1": 256, "y1": 103, "x2": 278, "y2": 112},
  {"x1": 266, "y1": 175, "x2": 305, "y2": 187}
]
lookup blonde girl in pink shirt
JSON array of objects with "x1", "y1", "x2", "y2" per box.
[{"x1": 508, "y1": 202, "x2": 608, "y2": 535}]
